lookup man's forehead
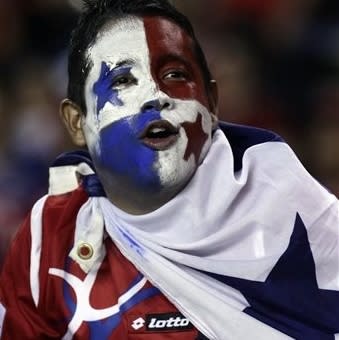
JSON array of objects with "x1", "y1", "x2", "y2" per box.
[
  {"x1": 87, "y1": 16, "x2": 144, "y2": 63},
  {"x1": 87, "y1": 15, "x2": 193, "y2": 66}
]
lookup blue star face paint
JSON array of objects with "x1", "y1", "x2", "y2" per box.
[
  {"x1": 93, "y1": 61, "x2": 132, "y2": 116},
  {"x1": 82, "y1": 16, "x2": 214, "y2": 206}
]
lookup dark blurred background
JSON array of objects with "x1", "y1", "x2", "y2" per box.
[{"x1": 0, "y1": 0, "x2": 338, "y2": 268}]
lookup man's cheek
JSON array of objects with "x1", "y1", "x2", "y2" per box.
[
  {"x1": 96, "y1": 117, "x2": 162, "y2": 189},
  {"x1": 160, "y1": 83, "x2": 209, "y2": 109}
]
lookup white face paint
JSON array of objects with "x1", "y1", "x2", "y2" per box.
[
  {"x1": 84, "y1": 17, "x2": 155, "y2": 148},
  {"x1": 82, "y1": 15, "x2": 214, "y2": 204}
]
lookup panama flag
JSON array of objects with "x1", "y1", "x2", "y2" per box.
[{"x1": 66, "y1": 123, "x2": 339, "y2": 340}]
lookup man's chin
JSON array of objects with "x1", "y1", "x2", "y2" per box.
[{"x1": 93, "y1": 160, "x2": 196, "y2": 213}]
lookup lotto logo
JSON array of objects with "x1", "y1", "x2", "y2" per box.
[
  {"x1": 146, "y1": 312, "x2": 193, "y2": 331},
  {"x1": 131, "y1": 317, "x2": 145, "y2": 330}
]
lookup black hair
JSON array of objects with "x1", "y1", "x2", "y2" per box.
[{"x1": 67, "y1": 0, "x2": 213, "y2": 113}]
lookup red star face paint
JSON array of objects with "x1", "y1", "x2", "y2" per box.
[{"x1": 83, "y1": 16, "x2": 214, "y2": 195}]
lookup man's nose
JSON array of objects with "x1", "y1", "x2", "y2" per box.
[{"x1": 141, "y1": 98, "x2": 173, "y2": 112}]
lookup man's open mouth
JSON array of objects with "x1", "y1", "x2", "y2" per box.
[{"x1": 139, "y1": 120, "x2": 179, "y2": 150}]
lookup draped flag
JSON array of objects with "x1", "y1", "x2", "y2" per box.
[{"x1": 1, "y1": 123, "x2": 338, "y2": 340}]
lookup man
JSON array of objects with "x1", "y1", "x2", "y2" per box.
[{"x1": 1, "y1": 0, "x2": 339, "y2": 339}]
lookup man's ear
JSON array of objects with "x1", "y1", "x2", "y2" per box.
[
  {"x1": 60, "y1": 99, "x2": 87, "y2": 147},
  {"x1": 208, "y1": 79, "x2": 219, "y2": 130}
]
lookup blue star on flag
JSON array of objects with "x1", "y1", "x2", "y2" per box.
[{"x1": 206, "y1": 214, "x2": 339, "y2": 339}]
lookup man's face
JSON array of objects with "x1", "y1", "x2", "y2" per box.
[{"x1": 83, "y1": 16, "x2": 215, "y2": 195}]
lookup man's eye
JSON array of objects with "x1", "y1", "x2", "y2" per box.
[
  {"x1": 163, "y1": 70, "x2": 188, "y2": 81},
  {"x1": 112, "y1": 75, "x2": 136, "y2": 89}
]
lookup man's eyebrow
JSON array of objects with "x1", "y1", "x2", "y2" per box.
[
  {"x1": 157, "y1": 53, "x2": 192, "y2": 69},
  {"x1": 106, "y1": 59, "x2": 135, "y2": 79},
  {"x1": 115, "y1": 58, "x2": 135, "y2": 69}
]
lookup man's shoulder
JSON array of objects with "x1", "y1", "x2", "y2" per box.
[
  {"x1": 218, "y1": 121, "x2": 283, "y2": 145},
  {"x1": 40, "y1": 150, "x2": 95, "y2": 226},
  {"x1": 42, "y1": 188, "x2": 88, "y2": 225},
  {"x1": 218, "y1": 122, "x2": 284, "y2": 172},
  {"x1": 28, "y1": 149, "x2": 99, "y2": 239}
]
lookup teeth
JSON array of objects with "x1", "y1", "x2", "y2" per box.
[
  {"x1": 140, "y1": 120, "x2": 178, "y2": 140},
  {"x1": 150, "y1": 127, "x2": 166, "y2": 134}
]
